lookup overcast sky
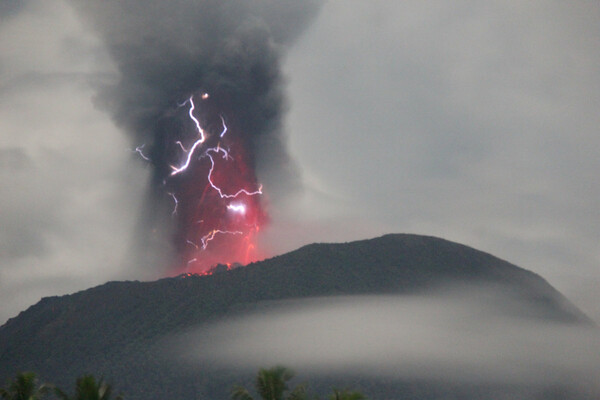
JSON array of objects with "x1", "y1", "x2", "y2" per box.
[{"x1": 1, "y1": 0, "x2": 598, "y2": 324}]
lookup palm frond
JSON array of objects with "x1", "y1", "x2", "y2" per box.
[
  {"x1": 1, "y1": 372, "x2": 50, "y2": 400},
  {"x1": 286, "y1": 384, "x2": 308, "y2": 400},
  {"x1": 231, "y1": 385, "x2": 254, "y2": 400},
  {"x1": 256, "y1": 366, "x2": 294, "y2": 400},
  {"x1": 53, "y1": 387, "x2": 71, "y2": 400}
]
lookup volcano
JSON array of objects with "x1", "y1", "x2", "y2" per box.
[{"x1": 0, "y1": 234, "x2": 595, "y2": 399}]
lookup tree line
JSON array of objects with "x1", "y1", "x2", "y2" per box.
[
  {"x1": 1, "y1": 367, "x2": 365, "y2": 400},
  {"x1": 0, "y1": 372, "x2": 118, "y2": 400}
]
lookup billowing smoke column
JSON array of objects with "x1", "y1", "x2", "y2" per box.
[{"x1": 70, "y1": 0, "x2": 321, "y2": 273}]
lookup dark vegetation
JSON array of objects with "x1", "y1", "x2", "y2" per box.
[
  {"x1": 0, "y1": 372, "x2": 120, "y2": 400},
  {"x1": 1, "y1": 367, "x2": 363, "y2": 400},
  {"x1": 0, "y1": 234, "x2": 593, "y2": 399},
  {"x1": 232, "y1": 366, "x2": 364, "y2": 400}
]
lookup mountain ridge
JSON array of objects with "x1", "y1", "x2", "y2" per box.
[{"x1": 0, "y1": 233, "x2": 593, "y2": 399}]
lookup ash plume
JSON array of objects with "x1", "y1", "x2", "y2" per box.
[{"x1": 68, "y1": 0, "x2": 321, "y2": 272}]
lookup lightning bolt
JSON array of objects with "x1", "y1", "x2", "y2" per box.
[
  {"x1": 205, "y1": 148, "x2": 263, "y2": 199},
  {"x1": 186, "y1": 239, "x2": 199, "y2": 249},
  {"x1": 175, "y1": 141, "x2": 190, "y2": 152},
  {"x1": 227, "y1": 203, "x2": 247, "y2": 214},
  {"x1": 219, "y1": 115, "x2": 228, "y2": 137},
  {"x1": 167, "y1": 192, "x2": 178, "y2": 215},
  {"x1": 134, "y1": 144, "x2": 151, "y2": 161},
  {"x1": 164, "y1": 91, "x2": 264, "y2": 267},
  {"x1": 170, "y1": 95, "x2": 207, "y2": 176},
  {"x1": 200, "y1": 229, "x2": 243, "y2": 250}
]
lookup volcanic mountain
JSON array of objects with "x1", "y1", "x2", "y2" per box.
[{"x1": 0, "y1": 234, "x2": 594, "y2": 399}]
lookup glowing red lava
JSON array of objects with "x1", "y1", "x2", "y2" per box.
[{"x1": 166, "y1": 93, "x2": 268, "y2": 274}]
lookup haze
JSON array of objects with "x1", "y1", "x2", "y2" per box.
[
  {"x1": 171, "y1": 290, "x2": 600, "y2": 395},
  {"x1": 0, "y1": 0, "x2": 598, "y2": 326}
]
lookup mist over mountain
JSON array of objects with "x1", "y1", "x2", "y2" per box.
[{"x1": 0, "y1": 234, "x2": 596, "y2": 399}]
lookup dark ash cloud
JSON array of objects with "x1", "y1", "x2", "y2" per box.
[
  {"x1": 69, "y1": 0, "x2": 321, "y2": 193},
  {"x1": 68, "y1": 0, "x2": 322, "y2": 270}
]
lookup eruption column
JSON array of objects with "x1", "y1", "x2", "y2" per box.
[
  {"x1": 142, "y1": 93, "x2": 267, "y2": 273},
  {"x1": 73, "y1": 0, "x2": 323, "y2": 275}
]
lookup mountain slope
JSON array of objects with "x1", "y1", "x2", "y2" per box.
[{"x1": 0, "y1": 234, "x2": 593, "y2": 399}]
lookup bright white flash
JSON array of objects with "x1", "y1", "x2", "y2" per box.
[{"x1": 227, "y1": 203, "x2": 246, "y2": 214}]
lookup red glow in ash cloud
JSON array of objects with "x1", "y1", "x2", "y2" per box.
[
  {"x1": 68, "y1": 0, "x2": 322, "y2": 279},
  {"x1": 139, "y1": 93, "x2": 268, "y2": 274}
]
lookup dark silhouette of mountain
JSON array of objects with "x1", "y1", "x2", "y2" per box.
[{"x1": 0, "y1": 234, "x2": 593, "y2": 399}]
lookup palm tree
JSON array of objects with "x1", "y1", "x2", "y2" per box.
[
  {"x1": 54, "y1": 375, "x2": 121, "y2": 400},
  {"x1": 232, "y1": 366, "x2": 307, "y2": 400},
  {"x1": 329, "y1": 389, "x2": 365, "y2": 400},
  {"x1": 0, "y1": 372, "x2": 50, "y2": 400}
]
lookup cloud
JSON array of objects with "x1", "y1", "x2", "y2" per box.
[
  {"x1": 171, "y1": 291, "x2": 600, "y2": 394},
  {"x1": 65, "y1": 0, "x2": 323, "y2": 271},
  {"x1": 0, "y1": 0, "x2": 598, "y2": 329},
  {"x1": 0, "y1": 0, "x2": 150, "y2": 323},
  {"x1": 275, "y1": 0, "x2": 600, "y2": 321},
  {"x1": 0, "y1": 0, "x2": 323, "y2": 322}
]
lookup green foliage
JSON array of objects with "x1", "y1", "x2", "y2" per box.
[
  {"x1": 286, "y1": 384, "x2": 309, "y2": 400},
  {"x1": 232, "y1": 367, "x2": 364, "y2": 400},
  {"x1": 2, "y1": 369, "x2": 367, "y2": 400},
  {"x1": 0, "y1": 372, "x2": 50, "y2": 400},
  {"x1": 232, "y1": 366, "x2": 309, "y2": 400},
  {"x1": 328, "y1": 389, "x2": 365, "y2": 400},
  {"x1": 54, "y1": 375, "x2": 121, "y2": 400},
  {"x1": 255, "y1": 366, "x2": 295, "y2": 400},
  {"x1": 231, "y1": 386, "x2": 254, "y2": 400}
]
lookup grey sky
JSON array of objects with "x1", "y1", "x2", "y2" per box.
[
  {"x1": 1, "y1": 0, "x2": 599, "y2": 324},
  {"x1": 266, "y1": 1, "x2": 600, "y2": 320}
]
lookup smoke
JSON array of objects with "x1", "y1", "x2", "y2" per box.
[
  {"x1": 68, "y1": 0, "x2": 321, "y2": 272},
  {"x1": 170, "y1": 288, "x2": 600, "y2": 397}
]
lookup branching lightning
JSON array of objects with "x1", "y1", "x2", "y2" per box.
[
  {"x1": 159, "y1": 93, "x2": 265, "y2": 272},
  {"x1": 205, "y1": 147, "x2": 263, "y2": 199},
  {"x1": 169, "y1": 96, "x2": 208, "y2": 177},
  {"x1": 75, "y1": 0, "x2": 320, "y2": 277},
  {"x1": 200, "y1": 229, "x2": 243, "y2": 250},
  {"x1": 184, "y1": 95, "x2": 206, "y2": 141}
]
